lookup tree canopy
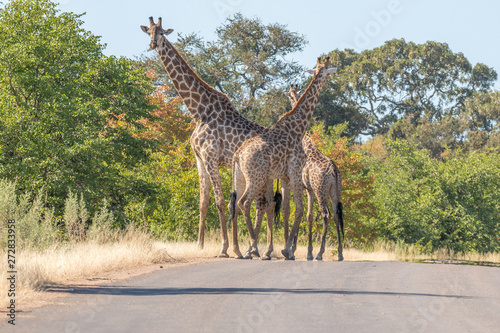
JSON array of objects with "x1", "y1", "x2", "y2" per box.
[
  {"x1": 320, "y1": 39, "x2": 497, "y2": 142},
  {"x1": 0, "y1": 0, "x2": 156, "y2": 215}
]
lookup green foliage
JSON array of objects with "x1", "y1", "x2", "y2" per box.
[
  {"x1": 368, "y1": 139, "x2": 500, "y2": 253},
  {"x1": 64, "y1": 190, "x2": 86, "y2": 242},
  {"x1": 461, "y1": 91, "x2": 500, "y2": 151},
  {"x1": 319, "y1": 39, "x2": 497, "y2": 139},
  {"x1": 0, "y1": 0, "x2": 156, "y2": 218},
  {"x1": 0, "y1": 179, "x2": 118, "y2": 249},
  {"x1": 126, "y1": 141, "x2": 228, "y2": 240},
  {"x1": 87, "y1": 199, "x2": 116, "y2": 243},
  {"x1": 0, "y1": 179, "x2": 59, "y2": 249}
]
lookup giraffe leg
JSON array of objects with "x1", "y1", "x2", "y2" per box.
[
  {"x1": 205, "y1": 161, "x2": 229, "y2": 258},
  {"x1": 333, "y1": 201, "x2": 344, "y2": 262},
  {"x1": 281, "y1": 180, "x2": 291, "y2": 249},
  {"x1": 245, "y1": 192, "x2": 266, "y2": 258},
  {"x1": 262, "y1": 180, "x2": 275, "y2": 260},
  {"x1": 306, "y1": 189, "x2": 315, "y2": 261},
  {"x1": 195, "y1": 156, "x2": 210, "y2": 249},
  {"x1": 238, "y1": 190, "x2": 257, "y2": 260},
  {"x1": 333, "y1": 206, "x2": 343, "y2": 261},
  {"x1": 229, "y1": 168, "x2": 245, "y2": 259},
  {"x1": 243, "y1": 198, "x2": 263, "y2": 259},
  {"x1": 282, "y1": 174, "x2": 304, "y2": 260},
  {"x1": 284, "y1": 180, "x2": 297, "y2": 259},
  {"x1": 315, "y1": 198, "x2": 330, "y2": 261},
  {"x1": 231, "y1": 206, "x2": 243, "y2": 259},
  {"x1": 331, "y1": 180, "x2": 344, "y2": 261}
]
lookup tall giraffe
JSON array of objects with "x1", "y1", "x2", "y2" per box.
[
  {"x1": 141, "y1": 17, "x2": 270, "y2": 258},
  {"x1": 287, "y1": 85, "x2": 344, "y2": 261},
  {"x1": 230, "y1": 57, "x2": 336, "y2": 260}
]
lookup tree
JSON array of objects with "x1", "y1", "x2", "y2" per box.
[
  {"x1": 139, "y1": 13, "x2": 308, "y2": 127},
  {"x1": 0, "y1": 0, "x2": 155, "y2": 217},
  {"x1": 460, "y1": 91, "x2": 500, "y2": 151},
  {"x1": 385, "y1": 90, "x2": 500, "y2": 157},
  {"x1": 318, "y1": 39, "x2": 497, "y2": 139}
]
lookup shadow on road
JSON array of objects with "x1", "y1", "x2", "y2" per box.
[{"x1": 45, "y1": 285, "x2": 475, "y2": 299}]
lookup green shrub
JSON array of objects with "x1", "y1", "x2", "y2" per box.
[
  {"x1": 369, "y1": 139, "x2": 500, "y2": 253},
  {"x1": 0, "y1": 179, "x2": 59, "y2": 249},
  {"x1": 0, "y1": 179, "x2": 118, "y2": 249}
]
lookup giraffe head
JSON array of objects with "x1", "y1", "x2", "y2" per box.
[
  {"x1": 288, "y1": 84, "x2": 301, "y2": 100},
  {"x1": 286, "y1": 84, "x2": 301, "y2": 106},
  {"x1": 141, "y1": 17, "x2": 174, "y2": 50},
  {"x1": 306, "y1": 56, "x2": 337, "y2": 87}
]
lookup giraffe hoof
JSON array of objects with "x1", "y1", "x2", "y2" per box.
[
  {"x1": 282, "y1": 250, "x2": 295, "y2": 260},
  {"x1": 217, "y1": 253, "x2": 229, "y2": 258},
  {"x1": 251, "y1": 250, "x2": 260, "y2": 258},
  {"x1": 261, "y1": 255, "x2": 271, "y2": 261},
  {"x1": 315, "y1": 256, "x2": 323, "y2": 261},
  {"x1": 307, "y1": 254, "x2": 314, "y2": 261},
  {"x1": 338, "y1": 255, "x2": 344, "y2": 261},
  {"x1": 234, "y1": 255, "x2": 244, "y2": 259},
  {"x1": 281, "y1": 249, "x2": 289, "y2": 259},
  {"x1": 242, "y1": 251, "x2": 253, "y2": 260}
]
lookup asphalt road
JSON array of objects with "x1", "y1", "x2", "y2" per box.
[{"x1": 6, "y1": 260, "x2": 500, "y2": 333}]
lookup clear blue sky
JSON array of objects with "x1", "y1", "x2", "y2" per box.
[{"x1": 56, "y1": 0, "x2": 500, "y2": 90}]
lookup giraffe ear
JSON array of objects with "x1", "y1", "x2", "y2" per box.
[
  {"x1": 305, "y1": 69, "x2": 316, "y2": 74},
  {"x1": 162, "y1": 28, "x2": 174, "y2": 36},
  {"x1": 140, "y1": 25, "x2": 149, "y2": 34}
]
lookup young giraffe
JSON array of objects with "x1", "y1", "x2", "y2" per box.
[
  {"x1": 141, "y1": 17, "x2": 272, "y2": 258},
  {"x1": 230, "y1": 57, "x2": 336, "y2": 260},
  {"x1": 286, "y1": 85, "x2": 344, "y2": 261}
]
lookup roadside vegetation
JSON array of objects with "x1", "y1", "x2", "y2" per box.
[{"x1": 1, "y1": 0, "x2": 499, "y2": 307}]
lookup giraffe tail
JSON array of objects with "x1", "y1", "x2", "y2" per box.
[
  {"x1": 230, "y1": 156, "x2": 239, "y2": 220},
  {"x1": 229, "y1": 191, "x2": 237, "y2": 220},
  {"x1": 273, "y1": 179, "x2": 282, "y2": 227},
  {"x1": 336, "y1": 202, "x2": 344, "y2": 239}
]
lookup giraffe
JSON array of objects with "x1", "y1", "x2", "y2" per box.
[
  {"x1": 229, "y1": 57, "x2": 336, "y2": 260},
  {"x1": 286, "y1": 85, "x2": 344, "y2": 261},
  {"x1": 141, "y1": 17, "x2": 272, "y2": 258}
]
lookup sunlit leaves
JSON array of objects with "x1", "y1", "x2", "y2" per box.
[{"x1": 0, "y1": 0, "x2": 155, "y2": 218}]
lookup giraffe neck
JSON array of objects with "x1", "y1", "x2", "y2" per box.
[
  {"x1": 156, "y1": 36, "x2": 226, "y2": 120},
  {"x1": 275, "y1": 72, "x2": 326, "y2": 139}
]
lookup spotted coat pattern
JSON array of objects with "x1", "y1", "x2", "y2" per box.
[
  {"x1": 287, "y1": 86, "x2": 343, "y2": 261},
  {"x1": 232, "y1": 58, "x2": 336, "y2": 260}
]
